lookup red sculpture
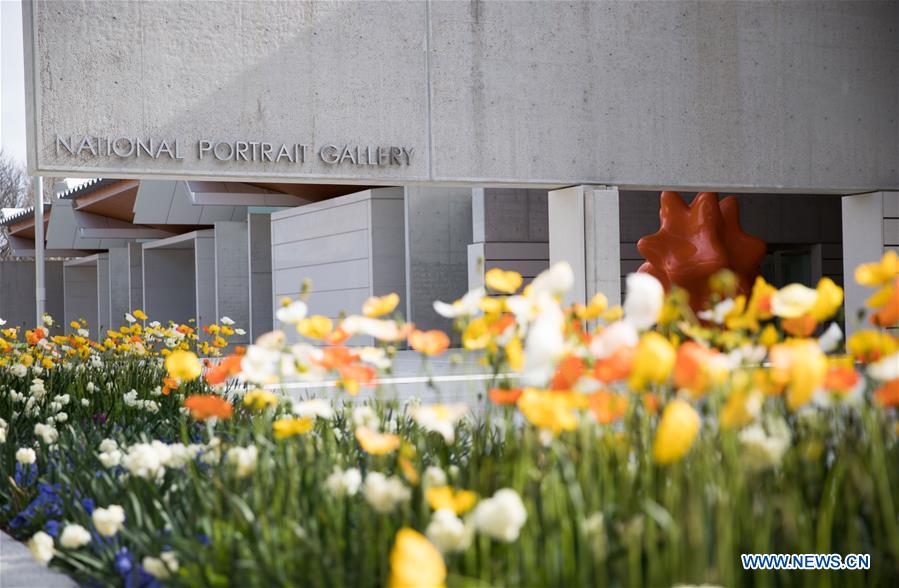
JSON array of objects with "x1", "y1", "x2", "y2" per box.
[{"x1": 637, "y1": 191, "x2": 766, "y2": 310}]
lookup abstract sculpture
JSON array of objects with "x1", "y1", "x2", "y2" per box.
[{"x1": 637, "y1": 191, "x2": 766, "y2": 310}]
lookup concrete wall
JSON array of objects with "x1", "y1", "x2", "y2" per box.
[
  {"x1": 108, "y1": 247, "x2": 131, "y2": 326},
  {"x1": 214, "y1": 221, "x2": 250, "y2": 344},
  {"x1": 270, "y1": 188, "x2": 405, "y2": 343},
  {"x1": 142, "y1": 247, "x2": 196, "y2": 325},
  {"x1": 194, "y1": 233, "x2": 216, "y2": 326},
  {"x1": 842, "y1": 191, "x2": 898, "y2": 335},
  {"x1": 128, "y1": 242, "x2": 143, "y2": 312},
  {"x1": 63, "y1": 263, "x2": 98, "y2": 333},
  {"x1": 469, "y1": 188, "x2": 550, "y2": 290},
  {"x1": 0, "y1": 261, "x2": 63, "y2": 332},
  {"x1": 95, "y1": 253, "x2": 110, "y2": 332},
  {"x1": 25, "y1": 1, "x2": 898, "y2": 192},
  {"x1": 248, "y1": 212, "x2": 273, "y2": 341},
  {"x1": 404, "y1": 187, "x2": 472, "y2": 332}
]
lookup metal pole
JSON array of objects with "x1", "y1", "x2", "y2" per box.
[{"x1": 34, "y1": 176, "x2": 45, "y2": 325}]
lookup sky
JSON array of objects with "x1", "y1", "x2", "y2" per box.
[{"x1": 1, "y1": 0, "x2": 27, "y2": 166}]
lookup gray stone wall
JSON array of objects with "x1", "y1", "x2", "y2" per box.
[
  {"x1": 25, "y1": 1, "x2": 898, "y2": 191},
  {"x1": 0, "y1": 261, "x2": 63, "y2": 332},
  {"x1": 404, "y1": 187, "x2": 472, "y2": 332},
  {"x1": 214, "y1": 221, "x2": 250, "y2": 344},
  {"x1": 248, "y1": 212, "x2": 273, "y2": 341}
]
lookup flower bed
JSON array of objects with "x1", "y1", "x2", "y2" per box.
[{"x1": 2, "y1": 255, "x2": 898, "y2": 587}]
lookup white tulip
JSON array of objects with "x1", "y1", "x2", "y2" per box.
[
  {"x1": 16, "y1": 447, "x2": 37, "y2": 464},
  {"x1": 589, "y1": 320, "x2": 638, "y2": 359},
  {"x1": 426, "y1": 509, "x2": 473, "y2": 553},
  {"x1": 92, "y1": 505, "x2": 126, "y2": 537},
  {"x1": 473, "y1": 488, "x2": 528, "y2": 542},
  {"x1": 623, "y1": 273, "x2": 664, "y2": 331},
  {"x1": 59, "y1": 524, "x2": 91, "y2": 549},
  {"x1": 28, "y1": 531, "x2": 54, "y2": 565},
  {"x1": 276, "y1": 300, "x2": 308, "y2": 324},
  {"x1": 362, "y1": 472, "x2": 410, "y2": 513}
]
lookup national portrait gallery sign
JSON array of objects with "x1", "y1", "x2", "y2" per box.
[{"x1": 55, "y1": 135, "x2": 415, "y2": 167}]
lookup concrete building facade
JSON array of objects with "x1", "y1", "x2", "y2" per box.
[{"x1": 5, "y1": 1, "x2": 897, "y2": 340}]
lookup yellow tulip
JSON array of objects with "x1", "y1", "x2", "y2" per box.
[
  {"x1": 628, "y1": 332, "x2": 676, "y2": 390},
  {"x1": 574, "y1": 292, "x2": 609, "y2": 321},
  {"x1": 355, "y1": 426, "x2": 401, "y2": 455},
  {"x1": 132, "y1": 309, "x2": 148, "y2": 321},
  {"x1": 652, "y1": 399, "x2": 700, "y2": 464},
  {"x1": 164, "y1": 350, "x2": 202, "y2": 381},
  {"x1": 297, "y1": 315, "x2": 333, "y2": 339},
  {"x1": 273, "y1": 417, "x2": 314, "y2": 439},
  {"x1": 758, "y1": 324, "x2": 779, "y2": 347},
  {"x1": 769, "y1": 340, "x2": 827, "y2": 410},
  {"x1": 243, "y1": 389, "x2": 278, "y2": 410},
  {"x1": 855, "y1": 250, "x2": 899, "y2": 286},
  {"x1": 846, "y1": 330, "x2": 899, "y2": 363},
  {"x1": 462, "y1": 317, "x2": 492, "y2": 350},
  {"x1": 807, "y1": 277, "x2": 843, "y2": 321},
  {"x1": 478, "y1": 297, "x2": 504, "y2": 315},
  {"x1": 388, "y1": 529, "x2": 446, "y2": 588},
  {"x1": 505, "y1": 335, "x2": 523, "y2": 372},
  {"x1": 517, "y1": 388, "x2": 580, "y2": 434},
  {"x1": 363, "y1": 293, "x2": 400, "y2": 318},
  {"x1": 726, "y1": 277, "x2": 776, "y2": 331},
  {"x1": 770, "y1": 284, "x2": 818, "y2": 319},
  {"x1": 426, "y1": 486, "x2": 478, "y2": 515},
  {"x1": 485, "y1": 268, "x2": 523, "y2": 294}
]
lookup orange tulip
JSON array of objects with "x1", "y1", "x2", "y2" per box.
[
  {"x1": 874, "y1": 379, "x2": 899, "y2": 407},
  {"x1": 588, "y1": 390, "x2": 629, "y2": 424},
  {"x1": 673, "y1": 341, "x2": 726, "y2": 397},
  {"x1": 338, "y1": 363, "x2": 376, "y2": 395},
  {"x1": 593, "y1": 346, "x2": 635, "y2": 384},
  {"x1": 409, "y1": 329, "x2": 451, "y2": 356},
  {"x1": 550, "y1": 355, "x2": 585, "y2": 390},
  {"x1": 316, "y1": 346, "x2": 359, "y2": 370},
  {"x1": 205, "y1": 353, "x2": 243, "y2": 386},
  {"x1": 489, "y1": 387, "x2": 523, "y2": 405},
  {"x1": 184, "y1": 394, "x2": 233, "y2": 420},
  {"x1": 870, "y1": 277, "x2": 899, "y2": 328}
]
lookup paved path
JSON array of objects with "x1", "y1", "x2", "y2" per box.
[{"x1": 0, "y1": 531, "x2": 76, "y2": 587}]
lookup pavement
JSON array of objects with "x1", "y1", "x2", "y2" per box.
[{"x1": 0, "y1": 531, "x2": 76, "y2": 587}]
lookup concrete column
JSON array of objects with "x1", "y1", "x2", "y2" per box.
[
  {"x1": 548, "y1": 185, "x2": 620, "y2": 307},
  {"x1": 248, "y1": 212, "x2": 273, "y2": 341},
  {"x1": 95, "y1": 253, "x2": 111, "y2": 333},
  {"x1": 108, "y1": 247, "x2": 132, "y2": 327},
  {"x1": 404, "y1": 187, "x2": 472, "y2": 332},
  {"x1": 63, "y1": 262, "x2": 98, "y2": 334},
  {"x1": 214, "y1": 221, "x2": 250, "y2": 344},
  {"x1": 128, "y1": 242, "x2": 143, "y2": 312},
  {"x1": 195, "y1": 233, "x2": 217, "y2": 327},
  {"x1": 842, "y1": 191, "x2": 898, "y2": 335}
]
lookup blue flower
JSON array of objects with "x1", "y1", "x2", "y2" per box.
[
  {"x1": 81, "y1": 497, "x2": 95, "y2": 515},
  {"x1": 43, "y1": 519, "x2": 60, "y2": 537}
]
